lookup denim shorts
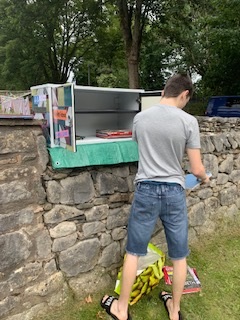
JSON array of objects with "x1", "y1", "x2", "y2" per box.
[{"x1": 126, "y1": 181, "x2": 189, "y2": 260}]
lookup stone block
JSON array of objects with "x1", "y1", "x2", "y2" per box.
[
  {"x1": 217, "y1": 173, "x2": 229, "y2": 185},
  {"x1": 0, "y1": 296, "x2": 20, "y2": 319},
  {"x1": 204, "y1": 197, "x2": 220, "y2": 214},
  {"x1": 47, "y1": 173, "x2": 95, "y2": 204},
  {"x1": 96, "y1": 172, "x2": 129, "y2": 195},
  {"x1": 106, "y1": 205, "x2": 130, "y2": 230},
  {"x1": 197, "y1": 188, "x2": 213, "y2": 200},
  {"x1": 111, "y1": 166, "x2": 130, "y2": 177},
  {"x1": 59, "y1": 238, "x2": 100, "y2": 276},
  {"x1": 24, "y1": 272, "x2": 64, "y2": 297},
  {"x1": 219, "y1": 154, "x2": 234, "y2": 174},
  {"x1": 52, "y1": 232, "x2": 77, "y2": 252},
  {"x1": 68, "y1": 267, "x2": 112, "y2": 298},
  {"x1": 0, "y1": 130, "x2": 36, "y2": 155},
  {"x1": 44, "y1": 259, "x2": 57, "y2": 275},
  {"x1": 85, "y1": 204, "x2": 109, "y2": 222},
  {"x1": 111, "y1": 227, "x2": 127, "y2": 241},
  {"x1": 109, "y1": 193, "x2": 129, "y2": 203},
  {"x1": 211, "y1": 134, "x2": 224, "y2": 152},
  {"x1": 0, "y1": 231, "x2": 32, "y2": 273},
  {"x1": 0, "y1": 181, "x2": 31, "y2": 205},
  {"x1": 100, "y1": 233, "x2": 112, "y2": 247},
  {"x1": 98, "y1": 242, "x2": 121, "y2": 267},
  {"x1": 5, "y1": 302, "x2": 48, "y2": 320},
  {"x1": 188, "y1": 202, "x2": 206, "y2": 227},
  {"x1": 0, "y1": 207, "x2": 34, "y2": 235},
  {"x1": 220, "y1": 185, "x2": 238, "y2": 206},
  {"x1": 203, "y1": 154, "x2": 218, "y2": 177},
  {"x1": 34, "y1": 228, "x2": 52, "y2": 259},
  {"x1": 235, "y1": 154, "x2": 240, "y2": 169},
  {"x1": 82, "y1": 221, "x2": 105, "y2": 238},
  {"x1": 0, "y1": 281, "x2": 10, "y2": 301},
  {"x1": 229, "y1": 170, "x2": 240, "y2": 183},
  {"x1": 201, "y1": 135, "x2": 215, "y2": 153},
  {"x1": 36, "y1": 135, "x2": 49, "y2": 171},
  {"x1": 8, "y1": 262, "x2": 42, "y2": 294},
  {"x1": 49, "y1": 222, "x2": 76, "y2": 238},
  {"x1": 44, "y1": 204, "x2": 84, "y2": 224}
]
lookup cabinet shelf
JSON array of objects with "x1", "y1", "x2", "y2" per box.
[{"x1": 75, "y1": 110, "x2": 139, "y2": 114}]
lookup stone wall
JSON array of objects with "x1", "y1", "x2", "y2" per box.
[{"x1": 0, "y1": 117, "x2": 239, "y2": 320}]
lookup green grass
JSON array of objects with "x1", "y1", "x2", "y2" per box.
[{"x1": 36, "y1": 219, "x2": 240, "y2": 320}]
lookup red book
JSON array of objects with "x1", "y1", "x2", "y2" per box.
[
  {"x1": 96, "y1": 129, "x2": 132, "y2": 139},
  {"x1": 163, "y1": 265, "x2": 201, "y2": 294}
]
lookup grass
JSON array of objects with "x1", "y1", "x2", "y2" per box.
[{"x1": 36, "y1": 219, "x2": 240, "y2": 320}]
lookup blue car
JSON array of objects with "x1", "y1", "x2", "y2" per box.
[{"x1": 205, "y1": 96, "x2": 240, "y2": 117}]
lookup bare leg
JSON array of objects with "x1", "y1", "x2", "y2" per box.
[
  {"x1": 163, "y1": 258, "x2": 187, "y2": 320},
  {"x1": 102, "y1": 253, "x2": 138, "y2": 320}
]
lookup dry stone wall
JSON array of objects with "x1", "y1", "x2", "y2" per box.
[{"x1": 0, "y1": 117, "x2": 239, "y2": 320}]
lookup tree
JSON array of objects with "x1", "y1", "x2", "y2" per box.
[
  {"x1": 113, "y1": 0, "x2": 153, "y2": 88},
  {"x1": 200, "y1": 0, "x2": 240, "y2": 95},
  {"x1": 0, "y1": 0, "x2": 103, "y2": 89},
  {"x1": 74, "y1": 2, "x2": 128, "y2": 88},
  {"x1": 139, "y1": 26, "x2": 172, "y2": 90},
  {"x1": 113, "y1": 0, "x2": 210, "y2": 89},
  {"x1": 150, "y1": 0, "x2": 240, "y2": 96}
]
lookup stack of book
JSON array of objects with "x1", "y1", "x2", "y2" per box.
[
  {"x1": 96, "y1": 129, "x2": 132, "y2": 139},
  {"x1": 162, "y1": 265, "x2": 201, "y2": 294}
]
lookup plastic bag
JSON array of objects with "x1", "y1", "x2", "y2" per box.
[{"x1": 114, "y1": 243, "x2": 165, "y2": 305}]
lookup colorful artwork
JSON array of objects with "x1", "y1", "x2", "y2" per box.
[
  {"x1": 52, "y1": 84, "x2": 75, "y2": 152},
  {"x1": 0, "y1": 94, "x2": 31, "y2": 118},
  {"x1": 31, "y1": 83, "x2": 75, "y2": 151},
  {"x1": 31, "y1": 86, "x2": 51, "y2": 145}
]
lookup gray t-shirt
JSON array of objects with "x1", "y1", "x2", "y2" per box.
[{"x1": 132, "y1": 104, "x2": 201, "y2": 188}]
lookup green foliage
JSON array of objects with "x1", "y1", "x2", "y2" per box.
[
  {"x1": 0, "y1": 0, "x2": 240, "y2": 95},
  {"x1": 184, "y1": 99, "x2": 208, "y2": 116},
  {"x1": 140, "y1": 25, "x2": 171, "y2": 90},
  {"x1": 199, "y1": 0, "x2": 240, "y2": 95},
  {"x1": 74, "y1": 3, "x2": 128, "y2": 87},
  {"x1": 0, "y1": 0, "x2": 104, "y2": 89}
]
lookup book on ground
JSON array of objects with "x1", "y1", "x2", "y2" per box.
[{"x1": 162, "y1": 265, "x2": 201, "y2": 294}]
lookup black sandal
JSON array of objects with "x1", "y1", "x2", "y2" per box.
[
  {"x1": 159, "y1": 292, "x2": 183, "y2": 320},
  {"x1": 100, "y1": 295, "x2": 132, "y2": 320}
]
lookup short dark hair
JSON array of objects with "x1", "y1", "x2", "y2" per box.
[{"x1": 163, "y1": 73, "x2": 193, "y2": 98}]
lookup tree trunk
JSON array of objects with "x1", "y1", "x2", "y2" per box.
[
  {"x1": 127, "y1": 52, "x2": 140, "y2": 88},
  {"x1": 117, "y1": 0, "x2": 147, "y2": 89}
]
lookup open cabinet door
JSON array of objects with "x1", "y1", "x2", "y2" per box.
[{"x1": 51, "y1": 83, "x2": 76, "y2": 152}]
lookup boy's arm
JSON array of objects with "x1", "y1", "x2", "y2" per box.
[{"x1": 186, "y1": 148, "x2": 210, "y2": 183}]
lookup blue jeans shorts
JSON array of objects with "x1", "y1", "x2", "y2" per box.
[{"x1": 126, "y1": 181, "x2": 189, "y2": 260}]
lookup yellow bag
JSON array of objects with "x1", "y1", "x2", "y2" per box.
[{"x1": 114, "y1": 243, "x2": 165, "y2": 305}]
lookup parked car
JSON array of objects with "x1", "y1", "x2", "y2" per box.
[{"x1": 205, "y1": 96, "x2": 240, "y2": 117}]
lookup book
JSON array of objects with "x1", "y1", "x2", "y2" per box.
[
  {"x1": 162, "y1": 265, "x2": 201, "y2": 294},
  {"x1": 185, "y1": 172, "x2": 212, "y2": 190},
  {"x1": 96, "y1": 129, "x2": 132, "y2": 139}
]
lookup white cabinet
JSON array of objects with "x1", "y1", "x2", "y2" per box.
[
  {"x1": 74, "y1": 85, "x2": 144, "y2": 139},
  {"x1": 31, "y1": 83, "x2": 144, "y2": 152},
  {"x1": 140, "y1": 91, "x2": 162, "y2": 111}
]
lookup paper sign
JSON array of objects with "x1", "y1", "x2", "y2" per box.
[
  {"x1": 33, "y1": 95, "x2": 47, "y2": 105},
  {"x1": 32, "y1": 106, "x2": 47, "y2": 113},
  {"x1": 53, "y1": 109, "x2": 67, "y2": 120},
  {"x1": 55, "y1": 130, "x2": 69, "y2": 138},
  {"x1": 57, "y1": 87, "x2": 65, "y2": 106}
]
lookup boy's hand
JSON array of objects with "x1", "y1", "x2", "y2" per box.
[{"x1": 201, "y1": 175, "x2": 210, "y2": 184}]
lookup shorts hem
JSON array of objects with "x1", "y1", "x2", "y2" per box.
[
  {"x1": 168, "y1": 250, "x2": 190, "y2": 261},
  {"x1": 125, "y1": 249, "x2": 147, "y2": 257}
]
